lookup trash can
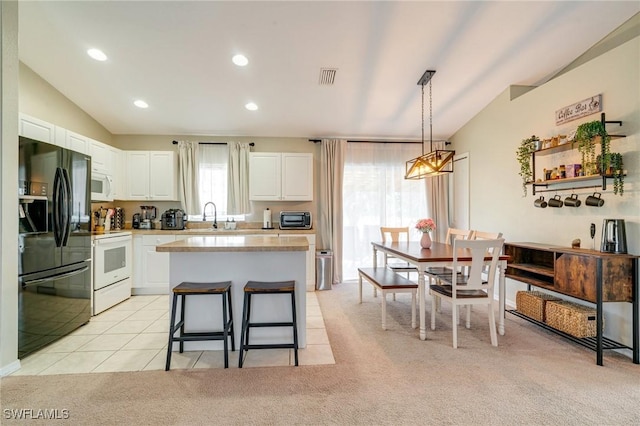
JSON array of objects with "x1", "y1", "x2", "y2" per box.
[{"x1": 315, "y1": 250, "x2": 333, "y2": 291}]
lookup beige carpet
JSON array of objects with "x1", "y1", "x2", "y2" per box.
[{"x1": 1, "y1": 281, "x2": 639, "y2": 425}]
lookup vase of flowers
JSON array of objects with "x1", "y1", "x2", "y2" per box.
[{"x1": 415, "y1": 218, "x2": 436, "y2": 249}]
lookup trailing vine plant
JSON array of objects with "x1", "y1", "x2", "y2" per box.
[
  {"x1": 574, "y1": 120, "x2": 610, "y2": 176},
  {"x1": 516, "y1": 135, "x2": 539, "y2": 196},
  {"x1": 609, "y1": 152, "x2": 624, "y2": 195}
]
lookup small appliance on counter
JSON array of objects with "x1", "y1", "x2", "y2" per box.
[
  {"x1": 279, "y1": 211, "x2": 312, "y2": 230},
  {"x1": 132, "y1": 213, "x2": 141, "y2": 229},
  {"x1": 601, "y1": 219, "x2": 627, "y2": 254},
  {"x1": 161, "y1": 209, "x2": 186, "y2": 230},
  {"x1": 139, "y1": 205, "x2": 157, "y2": 229}
]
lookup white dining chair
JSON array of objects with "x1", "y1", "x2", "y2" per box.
[
  {"x1": 380, "y1": 227, "x2": 417, "y2": 276},
  {"x1": 379, "y1": 227, "x2": 417, "y2": 300},
  {"x1": 472, "y1": 231, "x2": 503, "y2": 240},
  {"x1": 429, "y1": 238, "x2": 505, "y2": 348}
]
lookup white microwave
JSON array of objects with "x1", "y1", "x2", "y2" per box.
[{"x1": 91, "y1": 172, "x2": 113, "y2": 202}]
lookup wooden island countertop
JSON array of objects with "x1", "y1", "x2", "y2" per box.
[{"x1": 156, "y1": 235, "x2": 309, "y2": 253}]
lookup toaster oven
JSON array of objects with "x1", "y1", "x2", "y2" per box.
[
  {"x1": 279, "y1": 211, "x2": 312, "y2": 230},
  {"x1": 161, "y1": 209, "x2": 186, "y2": 230}
]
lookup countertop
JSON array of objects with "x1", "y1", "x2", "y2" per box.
[
  {"x1": 155, "y1": 235, "x2": 310, "y2": 252},
  {"x1": 129, "y1": 227, "x2": 315, "y2": 236}
]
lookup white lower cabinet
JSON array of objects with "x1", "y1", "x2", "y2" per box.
[{"x1": 133, "y1": 235, "x2": 176, "y2": 295}]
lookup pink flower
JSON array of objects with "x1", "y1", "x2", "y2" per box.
[{"x1": 415, "y1": 218, "x2": 436, "y2": 233}]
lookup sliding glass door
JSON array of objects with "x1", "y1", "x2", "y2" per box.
[{"x1": 342, "y1": 143, "x2": 427, "y2": 280}]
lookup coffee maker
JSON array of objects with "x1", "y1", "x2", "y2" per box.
[
  {"x1": 139, "y1": 205, "x2": 157, "y2": 229},
  {"x1": 601, "y1": 219, "x2": 627, "y2": 254}
]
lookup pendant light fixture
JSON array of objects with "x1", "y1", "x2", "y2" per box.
[{"x1": 405, "y1": 69, "x2": 455, "y2": 179}]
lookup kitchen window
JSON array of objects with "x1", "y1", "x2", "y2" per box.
[
  {"x1": 195, "y1": 144, "x2": 244, "y2": 221},
  {"x1": 342, "y1": 142, "x2": 427, "y2": 280}
]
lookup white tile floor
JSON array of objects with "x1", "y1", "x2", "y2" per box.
[{"x1": 12, "y1": 292, "x2": 334, "y2": 376}]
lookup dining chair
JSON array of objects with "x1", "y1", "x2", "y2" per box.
[
  {"x1": 425, "y1": 227, "x2": 474, "y2": 276},
  {"x1": 379, "y1": 227, "x2": 417, "y2": 301},
  {"x1": 379, "y1": 227, "x2": 417, "y2": 277},
  {"x1": 445, "y1": 228, "x2": 475, "y2": 244},
  {"x1": 429, "y1": 238, "x2": 505, "y2": 348},
  {"x1": 472, "y1": 231, "x2": 503, "y2": 240}
]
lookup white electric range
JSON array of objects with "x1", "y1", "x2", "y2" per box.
[{"x1": 92, "y1": 231, "x2": 132, "y2": 315}]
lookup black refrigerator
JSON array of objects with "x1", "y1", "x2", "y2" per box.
[{"x1": 18, "y1": 136, "x2": 92, "y2": 358}]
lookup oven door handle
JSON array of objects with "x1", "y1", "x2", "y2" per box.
[
  {"x1": 94, "y1": 235, "x2": 132, "y2": 246},
  {"x1": 22, "y1": 266, "x2": 89, "y2": 287}
]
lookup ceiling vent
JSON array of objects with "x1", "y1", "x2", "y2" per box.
[{"x1": 319, "y1": 68, "x2": 337, "y2": 85}]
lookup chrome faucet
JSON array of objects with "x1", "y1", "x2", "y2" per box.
[{"x1": 202, "y1": 202, "x2": 217, "y2": 229}]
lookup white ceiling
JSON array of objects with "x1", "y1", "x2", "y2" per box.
[{"x1": 18, "y1": 1, "x2": 640, "y2": 141}]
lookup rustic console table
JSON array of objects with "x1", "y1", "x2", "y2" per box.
[{"x1": 504, "y1": 242, "x2": 638, "y2": 366}]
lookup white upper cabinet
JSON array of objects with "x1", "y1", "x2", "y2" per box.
[
  {"x1": 249, "y1": 152, "x2": 313, "y2": 201},
  {"x1": 249, "y1": 153, "x2": 281, "y2": 200},
  {"x1": 89, "y1": 139, "x2": 111, "y2": 174},
  {"x1": 19, "y1": 113, "x2": 58, "y2": 145},
  {"x1": 65, "y1": 130, "x2": 90, "y2": 155},
  {"x1": 112, "y1": 148, "x2": 126, "y2": 200},
  {"x1": 125, "y1": 151, "x2": 176, "y2": 200}
]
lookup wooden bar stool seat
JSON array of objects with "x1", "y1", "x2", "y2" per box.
[
  {"x1": 238, "y1": 280, "x2": 298, "y2": 368},
  {"x1": 166, "y1": 281, "x2": 234, "y2": 370}
]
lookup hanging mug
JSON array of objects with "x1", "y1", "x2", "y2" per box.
[
  {"x1": 564, "y1": 194, "x2": 581, "y2": 207},
  {"x1": 533, "y1": 196, "x2": 547, "y2": 208},
  {"x1": 548, "y1": 195, "x2": 563, "y2": 208},
  {"x1": 585, "y1": 192, "x2": 604, "y2": 207}
]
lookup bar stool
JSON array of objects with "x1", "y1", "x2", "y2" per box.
[
  {"x1": 238, "y1": 280, "x2": 298, "y2": 368},
  {"x1": 166, "y1": 281, "x2": 234, "y2": 370}
]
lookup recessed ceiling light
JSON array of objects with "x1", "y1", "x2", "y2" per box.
[
  {"x1": 232, "y1": 54, "x2": 248, "y2": 66},
  {"x1": 245, "y1": 102, "x2": 258, "y2": 111},
  {"x1": 87, "y1": 48, "x2": 107, "y2": 61},
  {"x1": 134, "y1": 100, "x2": 149, "y2": 109}
]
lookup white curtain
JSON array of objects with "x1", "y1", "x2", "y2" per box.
[
  {"x1": 425, "y1": 141, "x2": 451, "y2": 243},
  {"x1": 227, "y1": 141, "x2": 251, "y2": 215},
  {"x1": 199, "y1": 144, "x2": 228, "y2": 216},
  {"x1": 176, "y1": 141, "x2": 200, "y2": 215},
  {"x1": 342, "y1": 142, "x2": 427, "y2": 281},
  {"x1": 319, "y1": 138, "x2": 347, "y2": 284}
]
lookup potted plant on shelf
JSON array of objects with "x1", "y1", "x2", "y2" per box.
[
  {"x1": 516, "y1": 135, "x2": 539, "y2": 196},
  {"x1": 609, "y1": 152, "x2": 624, "y2": 195},
  {"x1": 574, "y1": 120, "x2": 610, "y2": 176}
]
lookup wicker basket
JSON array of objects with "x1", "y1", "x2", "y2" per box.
[
  {"x1": 516, "y1": 291, "x2": 561, "y2": 322},
  {"x1": 545, "y1": 300, "x2": 602, "y2": 338}
]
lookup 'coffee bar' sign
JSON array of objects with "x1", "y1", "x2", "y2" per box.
[{"x1": 555, "y1": 94, "x2": 602, "y2": 125}]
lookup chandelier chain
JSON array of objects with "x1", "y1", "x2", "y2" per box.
[
  {"x1": 421, "y1": 83, "x2": 424, "y2": 155},
  {"x1": 429, "y1": 78, "x2": 433, "y2": 152}
]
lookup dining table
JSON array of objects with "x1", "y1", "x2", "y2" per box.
[{"x1": 371, "y1": 240, "x2": 509, "y2": 341}]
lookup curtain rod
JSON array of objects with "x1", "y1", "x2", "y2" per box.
[
  {"x1": 172, "y1": 140, "x2": 255, "y2": 146},
  {"x1": 308, "y1": 139, "x2": 450, "y2": 145}
]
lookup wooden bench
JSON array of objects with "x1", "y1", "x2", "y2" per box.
[{"x1": 358, "y1": 267, "x2": 418, "y2": 330}]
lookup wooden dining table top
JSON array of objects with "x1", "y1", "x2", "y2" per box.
[{"x1": 371, "y1": 240, "x2": 509, "y2": 263}]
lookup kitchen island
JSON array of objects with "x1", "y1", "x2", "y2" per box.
[{"x1": 156, "y1": 235, "x2": 308, "y2": 350}]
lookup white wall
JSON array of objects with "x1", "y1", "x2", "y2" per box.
[
  {"x1": 19, "y1": 63, "x2": 112, "y2": 144},
  {"x1": 450, "y1": 37, "x2": 639, "y2": 352},
  {"x1": 0, "y1": 0, "x2": 21, "y2": 376}
]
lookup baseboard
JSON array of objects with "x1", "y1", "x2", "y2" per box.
[
  {"x1": 0, "y1": 359, "x2": 21, "y2": 377},
  {"x1": 132, "y1": 287, "x2": 168, "y2": 296}
]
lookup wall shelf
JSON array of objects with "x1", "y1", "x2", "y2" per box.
[{"x1": 528, "y1": 113, "x2": 625, "y2": 195}]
